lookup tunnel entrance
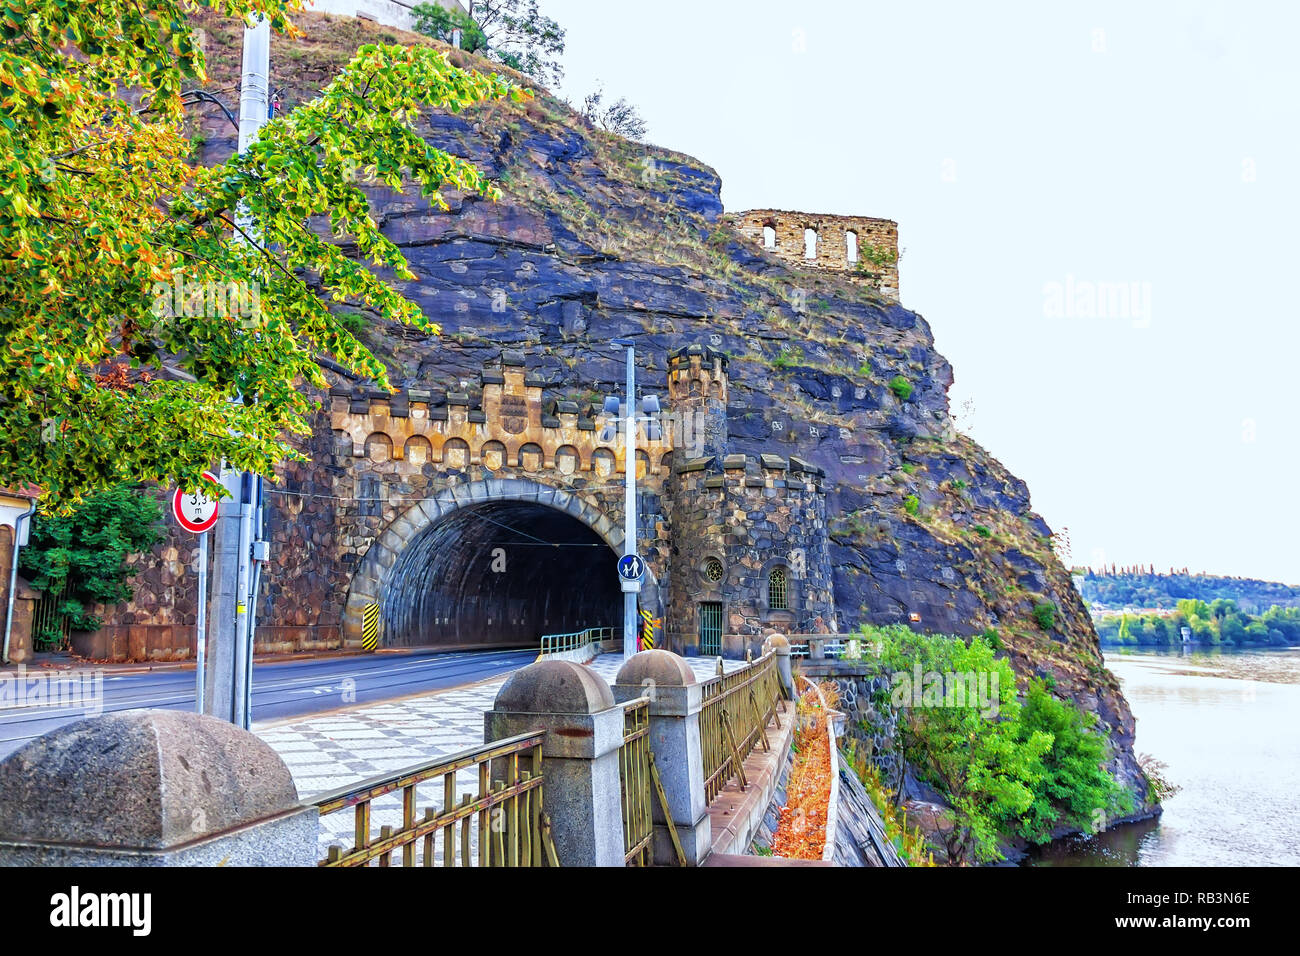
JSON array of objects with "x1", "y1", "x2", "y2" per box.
[{"x1": 380, "y1": 500, "x2": 623, "y2": 650}]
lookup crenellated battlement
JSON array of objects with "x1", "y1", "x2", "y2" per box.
[
  {"x1": 331, "y1": 350, "x2": 674, "y2": 478},
  {"x1": 674, "y1": 452, "x2": 825, "y2": 494},
  {"x1": 667, "y1": 344, "x2": 729, "y2": 404},
  {"x1": 734, "y1": 208, "x2": 900, "y2": 300}
]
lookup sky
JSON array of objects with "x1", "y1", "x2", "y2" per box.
[{"x1": 542, "y1": 0, "x2": 1300, "y2": 585}]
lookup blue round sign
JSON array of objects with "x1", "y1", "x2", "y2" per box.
[{"x1": 617, "y1": 554, "x2": 646, "y2": 581}]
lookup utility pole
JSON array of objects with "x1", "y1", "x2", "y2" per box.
[
  {"x1": 606, "y1": 340, "x2": 658, "y2": 659},
  {"x1": 621, "y1": 341, "x2": 637, "y2": 660},
  {"x1": 205, "y1": 16, "x2": 270, "y2": 728}
]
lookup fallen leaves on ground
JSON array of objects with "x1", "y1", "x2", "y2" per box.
[{"x1": 770, "y1": 683, "x2": 835, "y2": 859}]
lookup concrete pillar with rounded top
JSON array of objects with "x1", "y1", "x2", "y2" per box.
[
  {"x1": 766, "y1": 633, "x2": 794, "y2": 698},
  {"x1": 0, "y1": 711, "x2": 318, "y2": 866},
  {"x1": 612, "y1": 650, "x2": 711, "y2": 865},
  {"x1": 484, "y1": 660, "x2": 625, "y2": 867}
]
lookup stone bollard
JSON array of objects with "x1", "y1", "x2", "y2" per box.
[
  {"x1": 0, "y1": 711, "x2": 318, "y2": 866},
  {"x1": 612, "y1": 650, "x2": 711, "y2": 866},
  {"x1": 484, "y1": 660, "x2": 625, "y2": 867},
  {"x1": 767, "y1": 634, "x2": 794, "y2": 699}
]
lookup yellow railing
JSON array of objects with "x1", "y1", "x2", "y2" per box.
[
  {"x1": 619, "y1": 696, "x2": 654, "y2": 866},
  {"x1": 315, "y1": 731, "x2": 559, "y2": 867},
  {"x1": 698, "y1": 652, "x2": 784, "y2": 805}
]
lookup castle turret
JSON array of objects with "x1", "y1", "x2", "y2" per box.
[{"x1": 666, "y1": 344, "x2": 728, "y2": 460}]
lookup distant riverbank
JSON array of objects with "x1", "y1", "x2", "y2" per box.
[{"x1": 1025, "y1": 647, "x2": 1300, "y2": 866}]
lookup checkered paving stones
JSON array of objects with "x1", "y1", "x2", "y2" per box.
[{"x1": 253, "y1": 652, "x2": 741, "y2": 860}]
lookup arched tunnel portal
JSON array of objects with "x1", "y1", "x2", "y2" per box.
[{"x1": 381, "y1": 500, "x2": 622, "y2": 649}]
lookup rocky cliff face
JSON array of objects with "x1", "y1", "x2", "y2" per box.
[{"x1": 191, "y1": 11, "x2": 1152, "y2": 812}]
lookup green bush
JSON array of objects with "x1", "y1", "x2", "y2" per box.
[
  {"x1": 903, "y1": 494, "x2": 920, "y2": 516},
  {"x1": 867, "y1": 625, "x2": 1045, "y2": 863},
  {"x1": 772, "y1": 346, "x2": 802, "y2": 370},
  {"x1": 411, "y1": 3, "x2": 488, "y2": 52},
  {"x1": 1032, "y1": 602, "x2": 1057, "y2": 631},
  {"x1": 888, "y1": 375, "x2": 913, "y2": 401},
  {"x1": 974, "y1": 524, "x2": 992, "y2": 538},
  {"x1": 1010, "y1": 679, "x2": 1133, "y2": 842},
  {"x1": 336, "y1": 309, "x2": 369, "y2": 336},
  {"x1": 861, "y1": 624, "x2": 1130, "y2": 862},
  {"x1": 19, "y1": 485, "x2": 164, "y2": 637}
]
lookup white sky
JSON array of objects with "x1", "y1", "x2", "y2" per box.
[{"x1": 543, "y1": 0, "x2": 1300, "y2": 585}]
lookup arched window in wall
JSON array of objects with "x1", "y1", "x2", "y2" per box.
[
  {"x1": 762, "y1": 224, "x2": 776, "y2": 249},
  {"x1": 365, "y1": 432, "x2": 392, "y2": 463},
  {"x1": 846, "y1": 230, "x2": 859, "y2": 264},
  {"x1": 768, "y1": 566, "x2": 789, "y2": 610},
  {"x1": 803, "y1": 228, "x2": 818, "y2": 260}
]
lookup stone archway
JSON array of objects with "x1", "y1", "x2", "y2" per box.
[{"x1": 342, "y1": 478, "x2": 660, "y2": 650}]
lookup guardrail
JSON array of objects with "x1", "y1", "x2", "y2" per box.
[
  {"x1": 538, "y1": 626, "x2": 621, "y2": 663},
  {"x1": 698, "y1": 652, "x2": 783, "y2": 805},
  {"x1": 788, "y1": 636, "x2": 863, "y2": 660},
  {"x1": 314, "y1": 731, "x2": 559, "y2": 867}
]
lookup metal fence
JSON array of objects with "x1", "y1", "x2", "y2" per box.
[
  {"x1": 698, "y1": 652, "x2": 784, "y2": 805},
  {"x1": 538, "y1": 625, "x2": 620, "y2": 662},
  {"x1": 619, "y1": 696, "x2": 654, "y2": 866},
  {"x1": 788, "y1": 636, "x2": 861, "y2": 659},
  {"x1": 314, "y1": 731, "x2": 558, "y2": 867},
  {"x1": 617, "y1": 695, "x2": 687, "y2": 867},
  {"x1": 31, "y1": 578, "x2": 71, "y2": 650}
]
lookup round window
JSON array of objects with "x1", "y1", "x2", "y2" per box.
[{"x1": 704, "y1": 557, "x2": 724, "y2": 583}]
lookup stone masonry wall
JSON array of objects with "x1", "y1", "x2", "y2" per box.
[
  {"x1": 666, "y1": 453, "x2": 836, "y2": 657},
  {"x1": 90, "y1": 352, "x2": 678, "y2": 659},
  {"x1": 734, "y1": 209, "x2": 900, "y2": 300}
]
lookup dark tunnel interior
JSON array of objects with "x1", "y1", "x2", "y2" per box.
[{"x1": 380, "y1": 501, "x2": 623, "y2": 649}]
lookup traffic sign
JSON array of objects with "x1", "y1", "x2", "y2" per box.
[
  {"x1": 617, "y1": 553, "x2": 646, "y2": 581},
  {"x1": 172, "y1": 472, "x2": 220, "y2": 534}
]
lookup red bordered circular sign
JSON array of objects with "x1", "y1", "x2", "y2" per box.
[{"x1": 172, "y1": 471, "x2": 221, "y2": 534}]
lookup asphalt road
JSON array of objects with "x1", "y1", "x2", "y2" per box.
[{"x1": 0, "y1": 648, "x2": 537, "y2": 760}]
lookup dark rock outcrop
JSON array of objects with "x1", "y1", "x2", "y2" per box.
[{"x1": 187, "y1": 11, "x2": 1152, "y2": 814}]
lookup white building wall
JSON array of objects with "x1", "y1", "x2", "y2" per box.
[{"x1": 304, "y1": 0, "x2": 466, "y2": 34}]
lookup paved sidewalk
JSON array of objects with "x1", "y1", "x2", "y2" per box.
[{"x1": 253, "y1": 652, "x2": 738, "y2": 858}]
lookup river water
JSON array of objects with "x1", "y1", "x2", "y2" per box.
[{"x1": 1025, "y1": 646, "x2": 1300, "y2": 866}]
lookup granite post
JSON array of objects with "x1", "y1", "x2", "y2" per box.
[
  {"x1": 612, "y1": 650, "x2": 712, "y2": 865},
  {"x1": 767, "y1": 634, "x2": 794, "y2": 698},
  {"x1": 0, "y1": 710, "x2": 318, "y2": 866},
  {"x1": 484, "y1": 660, "x2": 625, "y2": 867}
]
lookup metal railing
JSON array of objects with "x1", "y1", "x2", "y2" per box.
[
  {"x1": 314, "y1": 731, "x2": 558, "y2": 867},
  {"x1": 619, "y1": 696, "x2": 654, "y2": 866},
  {"x1": 31, "y1": 578, "x2": 71, "y2": 650},
  {"x1": 698, "y1": 652, "x2": 784, "y2": 805},
  {"x1": 788, "y1": 636, "x2": 862, "y2": 660},
  {"x1": 537, "y1": 625, "x2": 620, "y2": 662}
]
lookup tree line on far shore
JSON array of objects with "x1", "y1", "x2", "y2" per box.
[{"x1": 1096, "y1": 600, "x2": 1300, "y2": 647}]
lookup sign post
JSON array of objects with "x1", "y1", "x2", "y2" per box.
[{"x1": 172, "y1": 473, "x2": 219, "y2": 715}]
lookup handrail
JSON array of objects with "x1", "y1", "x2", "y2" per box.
[
  {"x1": 537, "y1": 625, "x2": 621, "y2": 662},
  {"x1": 314, "y1": 730, "x2": 557, "y2": 867},
  {"x1": 787, "y1": 636, "x2": 864, "y2": 660},
  {"x1": 618, "y1": 696, "x2": 654, "y2": 865},
  {"x1": 697, "y1": 651, "x2": 783, "y2": 804}
]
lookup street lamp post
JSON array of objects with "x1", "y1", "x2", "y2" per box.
[
  {"x1": 614, "y1": 340, "x2": 638, "y2": 660},
  {"x1": 604, "y1": 342, "x2": 661, "y2": 658}
]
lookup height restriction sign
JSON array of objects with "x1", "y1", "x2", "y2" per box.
[{"x1": 172, "y1": 471, "x2": 220, "y2": 534}]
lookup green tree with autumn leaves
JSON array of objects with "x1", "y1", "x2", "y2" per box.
[{"x1": 0, "y1": 0, "x2": 525, "y2": 507}]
